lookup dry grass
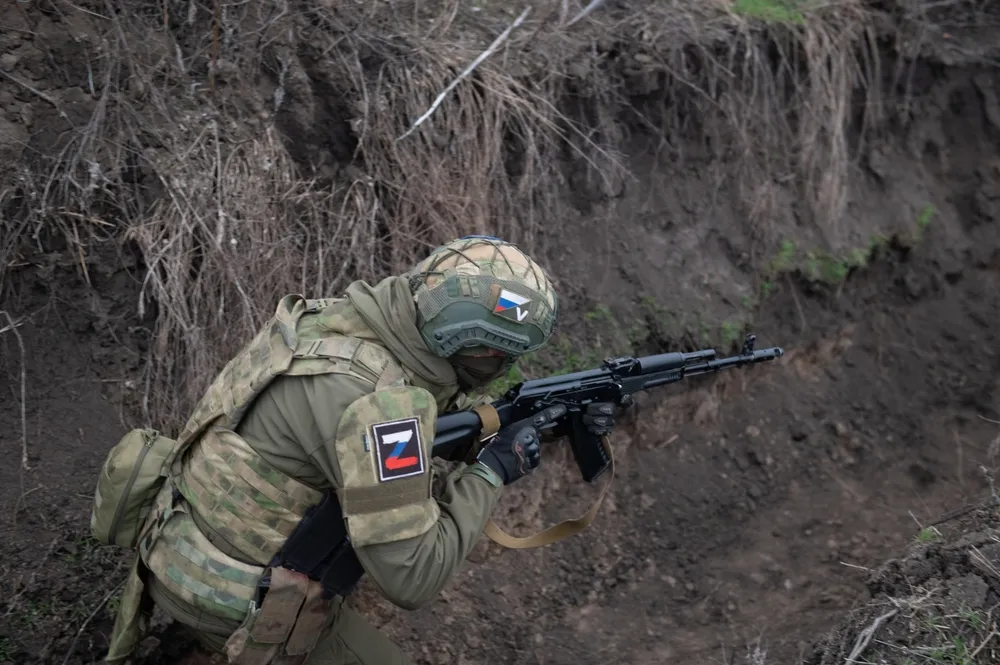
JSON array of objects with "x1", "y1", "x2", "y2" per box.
[{"x1": 0, "y1": 0, "x2": 892, "y2": 430}]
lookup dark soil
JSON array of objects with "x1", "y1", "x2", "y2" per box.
[
  {"x1": 805, "y1": 506, "x2": 1000, "y2": 665},
  {"x1": 2, "y1": 3, "x2": 1000, "y2": 665}
]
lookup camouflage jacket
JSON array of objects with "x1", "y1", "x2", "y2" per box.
[{"x1": 137, "y1": 290, "x2": 504, "y2": 642}]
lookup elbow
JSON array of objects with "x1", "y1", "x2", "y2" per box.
[
  {"x1": 390, "y1": 592, "x2": 432, "y2": 612},
  {"x1": 357, "y1": 543, "x2": 453, "y2": 611},
  {"x1": 377, "y1": 578, "x2": 444, "y2": 611}
]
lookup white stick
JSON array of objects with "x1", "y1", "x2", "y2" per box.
[
  {"x1": 396, "y1": 6, "x2": 532, "y2": 142},
  {"x1": 566, "y1": 0, "x2": 606, "y2": 27},
  {"x1": 844, "y1": 609, "x2": 897, "y2": 664}
]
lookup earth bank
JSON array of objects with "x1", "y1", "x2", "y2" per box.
[{"x1": 1, "y1": 1, "x2": 999, "y2": 664}]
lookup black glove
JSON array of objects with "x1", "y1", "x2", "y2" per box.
[
  {"x1": 476, "y1": 405, "x2": 567, "y2": 485},
  {"x1": 581, "y1": 402, "x2": 616, "y2": 437}
]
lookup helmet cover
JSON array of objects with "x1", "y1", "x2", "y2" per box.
[{"x1": 407, "y1": 235, "x2": 558, "y2": 360}]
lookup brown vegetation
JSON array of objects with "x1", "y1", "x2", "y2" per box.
[
  {"x1": 2, "y1": 1, "x2": 1000, "y2": 664},
  {"x1": 1, "y1": 0, "x2": 904, "y2": 431}
]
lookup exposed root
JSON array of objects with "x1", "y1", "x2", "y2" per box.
[{"x1": 844, "y1": 608, "x2": 897, "y2": 663}]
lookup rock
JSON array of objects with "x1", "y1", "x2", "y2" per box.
[
  {"x1": 944, "y1": 574, "x2": 988, "y2": 612},
  {"x1": 1, "y1": 53, "x2": 19, "y2": 71},
  {"x1": 868, "y1": 143, "x2": 890, "y2": 181},
  {"x1": 62, "y1": 86, "x2": 87, "y2": 103},
  {"x1": 902, "y1": 269, "x2": 927, "y2": 299},
  {"x1": 790, "y1": 422, "x2": 810, "y2": 441}
]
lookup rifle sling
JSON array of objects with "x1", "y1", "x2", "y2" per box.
[
  {"x1": 482, "y1": 435, "x2": 615, "y2": 549},
  {"x1": 473, "y1": 404, "x2": 502, "y2": 440},
  {"x1": 462, "y1": 403, "x2": 503, "y2": 465}
]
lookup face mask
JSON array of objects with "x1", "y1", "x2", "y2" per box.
[{"x1": 451, "y1": 353, "x2": 510, "y2": 390}]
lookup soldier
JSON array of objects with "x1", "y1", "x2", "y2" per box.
[{"x1": 102, "y1": 236, "x2": 617, "y2": 665}]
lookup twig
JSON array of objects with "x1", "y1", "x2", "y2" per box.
[
  {"x1": 839, "y1": 561, "x2": 872, "y2": 572},
  {"x1": 0, "y1": 316, "x2": 24, "y2": 336},
  {"x1": 60, "y1": 577, "x2": 127, "y2": 665},
  {"x1": 970, "y1": 545, "x2": 1000, "y2": 581},
  {"x1": 979, "y1": 414, "x2": 1000, "y2": 425},
  {"x1": 13, "y1": 484, "x2": 43, "y2": 526},
  {"x1": 396, "y1": 6, "x2": 532, "y2": 141},
  {"x1": 0, "y1": 70, "x2": 68, "y2": 120},
  {"x1": 1, "y1": 311, "x2": 30, "y2": 470},
  {"x1": 566, "y1": 0, "x2": 606, "y2": 27},
  {"x1": 970, "y1": 626, "x2": 999, "y2": 661},
  {"x1": 844, "y1": 609, "x2": 897, "y2": 663},
  {"x1": 927, "y1": 499, "x2": 990, "y2": 528}
]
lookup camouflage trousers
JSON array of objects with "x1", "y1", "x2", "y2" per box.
[{"x1": 148, "y1": 575, "x2": 409, "y2": 665}]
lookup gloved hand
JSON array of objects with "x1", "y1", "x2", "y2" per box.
[
  {"x1": 581, "y1": 402, "x2": 616, "y2": 437},
  {"x1": 476, "y1": 405, "x2": 567, "y2": 485}
]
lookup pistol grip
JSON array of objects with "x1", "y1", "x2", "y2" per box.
[{"x1": 568, "y1": 414, "x2": 612, "y2": 483}]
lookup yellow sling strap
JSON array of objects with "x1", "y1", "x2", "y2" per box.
[
  {"x1": 484, "y1": 434, "x2": 614, "y2": 549},
  {"x1": 470, "y1": 403, "x2": 615, "y2": 550}
]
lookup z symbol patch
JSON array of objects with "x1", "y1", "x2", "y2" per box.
[
  {"x1": 371, "y1": 418, "x2": 426, "y2": 482},
  {"x1": 492, "y1": 288, "x2": 532, "y2": 324}
]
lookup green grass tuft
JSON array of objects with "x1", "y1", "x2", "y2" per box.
[{"x1": 732, "y1": 0, "x2": 809, "y2": 24}]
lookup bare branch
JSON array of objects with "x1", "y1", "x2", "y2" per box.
[{"x1": 396, "y1": 6, "x2": 533, "y2": 142}]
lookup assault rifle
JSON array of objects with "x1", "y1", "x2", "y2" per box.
[{"x1": 433, "y1": 334, "x2": 784, "y2": 483}]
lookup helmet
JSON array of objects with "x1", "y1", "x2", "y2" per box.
[{"x1": 407, "y1": 235, "x2": 558, "y2": 363}]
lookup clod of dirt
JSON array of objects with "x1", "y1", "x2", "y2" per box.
[{"x1": 806, "y1": 509, "x2": 1000, "y2": 665}]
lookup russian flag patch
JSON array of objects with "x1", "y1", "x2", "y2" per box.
[{"x1": 492, "y1": 288, "x2": 532, "y2": 324}]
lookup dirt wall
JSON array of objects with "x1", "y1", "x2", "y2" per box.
[{"x1": 1, "y1": 1, "x2": 999, "y2": 664}]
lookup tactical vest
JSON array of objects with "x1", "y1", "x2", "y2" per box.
[{"x1": 136, "y1": 295, "x2": 422, "y2": 664}]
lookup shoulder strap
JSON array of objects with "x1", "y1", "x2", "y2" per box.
[
  {"x1": 163, "y1": 294, "x2": 322, "y2": 477},
  {"x1": 287, "y1": 334, "x2": 406, "y2": 389},
  {"x1": 481, "y1": 435, "x2": 616, "y2": 549}
]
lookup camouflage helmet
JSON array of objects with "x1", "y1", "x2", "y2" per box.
[{"x1": 407, "y1": 235, "x2": 558, "y2": 359}]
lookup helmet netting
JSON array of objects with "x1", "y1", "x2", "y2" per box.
[{"x1": 408, "y1": 237, "x2": 556, "y2": 312}]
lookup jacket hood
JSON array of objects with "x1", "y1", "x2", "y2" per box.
[{"x1": 323, "y1": 276, "x2": 461, "y2": 407}]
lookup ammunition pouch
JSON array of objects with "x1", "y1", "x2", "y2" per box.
[{"x1": 225, "y1": 491, "x2": 365, "y2": 665}]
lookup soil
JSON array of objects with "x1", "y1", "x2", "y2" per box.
[
  {"x1": 2, "y1": 2, "x2": 1000, "y2": 665},
  {"x1": 805, "y1": 506, "x2": 1000, "y2": 665}
]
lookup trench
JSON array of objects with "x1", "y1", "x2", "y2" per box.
[{"x1": 1, "y1": 4, "x2": 999, "y2": 665}]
